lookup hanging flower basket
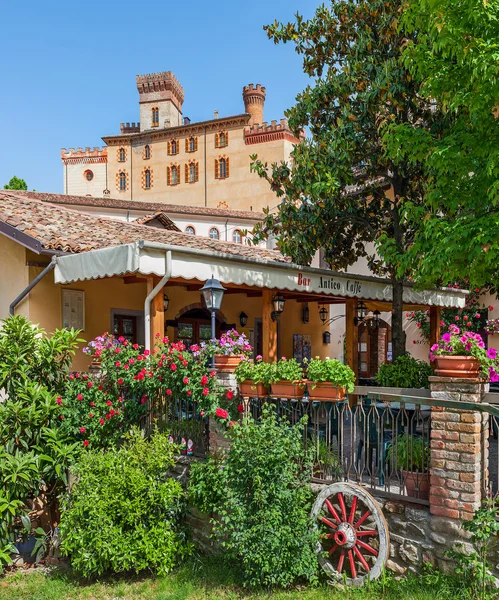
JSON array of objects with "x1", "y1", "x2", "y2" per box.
[
  {"x1": 214, "y1": 354, "x2": 244, "y2": 372},
  {"x1": 239, "y1": 380, "x2": 269, "y2": 398},
  {"x1": 433, "y1": 356, "x2": 481, "y2": 379},
  {"x1": 270, "y1": 381, "x2": 306, "y2": 399},
  {"x1": 307, "y1": 382, "x2": 346, "y2": 402}
]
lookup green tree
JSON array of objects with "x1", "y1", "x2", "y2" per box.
[
  {"x1": 251, "y1": 0, "x2": 449, "y2": 359},
  {"x1": 3, "y1": 176, "x2": 28, "y2": 190},
  {"x1": 382, "y1": 0, "x2": 499, "y2": 290}
]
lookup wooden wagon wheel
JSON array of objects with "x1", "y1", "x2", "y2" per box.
[{"x1": 311, "y1": 482, "x2": 390, "y2": 587}]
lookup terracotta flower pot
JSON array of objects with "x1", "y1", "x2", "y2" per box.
[
  {"x1": 402, "y1": 470, "x2": 430, "y2": 501},
  {"x1": 270, "y1": 381, "x2": 306, "y2": 399},
  {"x1": 214, "y1": 354, "x2": 244, "y2": 372},
  {"x1": 307, "y1": 382, "x2": 346, "y2": 402},
  {"x1": 239, "y1": 381, "x2": 269, "y2": 398},
  {"x1": 434, "y1": 355, "x2": 481, "y2": 379}
]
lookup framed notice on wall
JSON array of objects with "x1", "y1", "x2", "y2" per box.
[
  {"x1": 293, "y1": 334, "x2": 312, "y2": 364},
  {"x1": 62, "y1": 289, "x2": 85, "y2": 331}
]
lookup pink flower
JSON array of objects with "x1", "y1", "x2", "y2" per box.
[
  {"x1": 162, "y1": 336, "x2": 169, "y2": 343},
  {"x1": 490, "y1": 306, "x2": 494, "y2": 311},
  {"x1": 183, "y1": 377, "x2": 189, "y2": 385},
  {"x1": 441, "y1": 333, "x2": 451, "y2": 343},
  {"x1": 87, "y1": 381, "x2": 93, "y2": 388},
  {"x1": 123, "y1": 364, "x2": 129, "y2": 370},
  {"x1": 79, "y1": 427, "x2": 86, "y2": 434},
  {"x1": 110, "y1": 408, "x2": 115, "y2": 415},
  {"x1": 215, "y1": 408, "x2": 229, "y2": 419},
  {"x1": 144, "y1": 349, "x2": 150, "y2": 356},
  {"x1": 89, "y1": 413, "x2": 94, "y2": 418},
  {"x1": 166, "y1": 389, "x2": 172, "y2": 396},
  {"x1": 455, "y1": 316, "x2": 459, "y2": 321},
  {"x1": 59, "y1": 415, "x2": 64, "y2": 420},
  {"x1": 106, "y1": 400, "x2": 112, "y2": 406},
  {"x1": 237, "y1": 404, "x2": 244, "y2": 413},
  {"x1": 226, "y1": 390, "x2": 234, "y2": 400},
  {"x1": 417, "y1": 323, "x2": 421, "y2": 328},
  {"x1": 475, "y1": 313, "x2": 481, "y2": 319},
  {"x1": 77, "y1": 394, "x2": 83, "y2": 401},
  {"x1": 256, "y1": 355, "x2": 263, "y2": 361},
  {"x1": 99, "y1": 418, "x2": 105, "y2": 425},
  {"x1": 129, "y1": 358, "x2": 135, "y2": 365},
  {"x1": 69, "y1": 374, "x2": 74, "y2": 380},
  {"x1": 117, "y1": 378, "x2": 124, "y2": 385},
  {"x1": 171, "y1": 363, "x2": 177, "y2": 371},
  {"x1": 202, "y1": 387, "x2": 209, "y2": 396},
  {"x1": 155, "y1": 332, "x2": 161, "y2": 338},
  {"x1": 183, "y1": 360, "x2": 188, "y2": 367},
  {"x1": 187, "y1": 390, "x2": 192, "y2": 396},
  {"x1": 115, "y1": 361, "x2": 121, "y2": 367},
  {"x1": 133, "y1": 343, "x2": 139, "y2": 350},
  {"x1": 90, "y1": 401, "x2": 95, "y2": 407},
  {"x1": 56, "y1": 397, "x2": 62, "y2": 406},
  {"x1": 210, "y1": 371, "x2": 216, "y2": 378},
  {"x1": 83, "y1": 440, "x2": 89, "y2": 447},
  {"x1": 463, "y1": 316, "x2": 468, "y2": 321},
  {"x1": 487, "y1": 348, "x2": 497, "y2": 359},
  {"x1": 229, "y1": 421, "x2": 237, "y2": 428},
  {"x1": 201, "y1": 375, "x2": 208, "y2": 385}
]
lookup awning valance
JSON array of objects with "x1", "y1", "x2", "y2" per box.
[{"x1": 54, "y1": 241, "x2": 467, "y2": 309}]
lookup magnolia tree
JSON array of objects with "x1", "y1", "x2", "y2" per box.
[{"x1": 60, "y1": 333, "x2": 241, "y2": 448}]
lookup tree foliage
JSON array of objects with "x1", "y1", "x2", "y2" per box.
[
  {"x1": 251, "y1": 0, "x2": 447, "y2": 359},
  {"x1": 383, "y1": 0, "x2": 499, "y2": 289},
  {"x1": 3, "y1": 176, "x2": 28, "y2": 190}
]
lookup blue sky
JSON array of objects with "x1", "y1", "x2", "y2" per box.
[{"x1": 0, "y1": 0, "x2": 314, "y2": 193}]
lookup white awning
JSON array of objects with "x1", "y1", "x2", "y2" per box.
[{"x1": 54, "y1": 241, "x2": 467, "y2": 309}]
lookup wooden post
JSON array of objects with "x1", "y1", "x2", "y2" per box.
[
  {"x1": 429, "y1": 305, "x2": 441, "y2": 349},
  {"x1": 147, "y1": 278, "x2": 165, "y2": 348},
  {"x1": 262, "y1": 289, "x2": 278, "y2": 363},
  {"x1": 345, "y1": 299, "x2": 359, "y2": 382}
]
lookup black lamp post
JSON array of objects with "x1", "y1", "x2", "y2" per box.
[
  {"x1": 271, "y1": 293, "x2": 285, "y2": 322},
  {"x1": 201, "y1": 276, "x2": 226, "y2": 365}
]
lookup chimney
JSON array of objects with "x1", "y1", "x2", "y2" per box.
[
  {"x1": 183, "y1": 116, "x2": 191, "y2": 125},
  {"x1": 214, "y1": 110, "x2": 219, "y2": 119},
  {"x1": 242, "y1": 84, "x2": 266, "y2": 126}
]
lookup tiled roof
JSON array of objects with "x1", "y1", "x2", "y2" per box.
[
  {"x1": 0, "y1": 191, "x2": 287, "y2": 263},
  {"x1": 133, "y1": 211, "x2": 180, "y2": 231},
  {"x1": 11, "y1": 190, "x2": 266, "y2": 221}
]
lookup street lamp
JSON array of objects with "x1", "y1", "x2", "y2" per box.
[
  {"x1": 201, "y1": 276, "x2": 226, "y2": 365},
  {"x1": 271, "y1": 293, "x2": 285, "y2": 322},
  {"x1": 319, "y1": 303, "x2": 328, "y2": 324},
  {"x1": 354, "y1": 301, "x2": 368, "y2": 326}
]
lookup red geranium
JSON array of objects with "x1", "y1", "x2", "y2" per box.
[
  {"x1": 201, "y1": 375, "x2": 208, "y2": 385},
  {"x1": 79, "y1": 427, "x2": 86, "y2": 434},
  {"x1": 83, "y1": 440, "x2": 89, "y2": 447},
  {"x1": 226, "y1": 390, "x2": 234, "y2": 400},
  {"x1": 215, "y1": 408, "x2": 229, "y2": 419},
  {"x1": 202, "y1": 387, "x2": 209, "y2": 396},
  {"x1": 237, "y1": 404, "x2": 244, "y2": 413}
]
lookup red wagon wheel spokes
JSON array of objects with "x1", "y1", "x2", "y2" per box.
[{"x1": 311, "y1": 483, "x2": 390, "y2": 586}]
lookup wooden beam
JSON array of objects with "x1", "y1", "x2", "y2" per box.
[
  {"x1": 147, "y1": 278, "x2": 165, "y2": 347},
  {"x1": 262, "y1": 289, "x2": 278, "y2": 363},
  {"x1": 429, "y1": 306, "x2": 441, "y2": 350},
  {"x1": 345, "y1": 299, "x2": 359, "y2": 384},
  {"x1": 123, "y1": 276, "x2": 148, "y2": 284}
]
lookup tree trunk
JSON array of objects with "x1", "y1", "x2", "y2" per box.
[{"x1": 391, "y1": 278, "x2": 406, "y2": 361}]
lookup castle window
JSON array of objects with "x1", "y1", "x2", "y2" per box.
[
  {"x1": 185, "y1": 161, "x2": 199, "y2": 184},
  {"x1": 167, "y1": 165, "x2": 179, "y2": 186},
  {"x1": 84, "y1": 169, "x2": 94, "y2": 181},
  {"x1": 118, "y1": 172, "x2": 127, "y2": 191},
  {"x1": 186, "y1": 136, "x2": 198, "y2": 153},
  {"x1": 209, "y1": 227, "x2": 220, "y2": 240},
  {"x1": 152, "y1": 107, "x2": 159, "y2": 127},
  {"x1": 215, "y1": 131, "x2": 229, "y2": 148},
  {"x1": 215, "y1": 157, "x2": 229, "y2": 180},
  {"x1": 168, "y1": 139, "x2": 179, "y2": 155},
  {"x1": 185, "y1": 226, "x2": 196, "y2": 235},
  {"x1": 118, "y1": 147, "x2": 126, "y2": 162},
  {"x1": 144, "y1": 145, "x2": 151, "y2": 159},
  {"x1": 233, "y1": 229, "x2": 243, "y2": 244},
  {"x1": 144, "y1": 169, "x2": 151, "y2": 189}
]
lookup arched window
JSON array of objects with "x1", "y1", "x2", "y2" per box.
[
  {"x1": 189, "y1": 137, "x2": 196, "y2": 152},
  {"x1": 219, "y1": 132, "x2": 227, "y2": 147},
  {"x1": 152, "y1": 107, "x2": 159, "y2": 127},
  {"x1": 216, "y1": 131, "x2": 229, "y2": 148},
  {"x1": 118, "y1": 147, "x2": 126, "y2": 162},
  {"x1": 219, "y1": 157, "x2": 227, "y2": 179},
  {"x1": 84, "y1": 170, "x2": 93, "y2": 181},
  {"x1": 171, "y1": 165, "x2": 179, "y2": 185},
  {"x1": 144, "y1": 169, "x2": 151, "y2": 189},
  {"x1": 185, "y1": 226, "x2": 196, "y2": 235},
  {"x1": 233, "y1": 229, "x2": 243, "y2": 244},
  {"x1": 209, "y1": 227, "x2": 219, "y2": 240},
  {"x1": 171, "y1": 140, "x2": 177, "y2": 155},
  {"x1": 144, "y1": 145, "x2": 151, "y2": 159},
  {"x1": 119, "y1": 172, "x2": 127, "y2": 191},
  {"x1": 189, "y1": 162, "x2": 197, "y2": 183}
]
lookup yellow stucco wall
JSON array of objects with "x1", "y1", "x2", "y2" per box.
[{"x1": 0, "y1": 236, "x2": 29, "y2": 319}]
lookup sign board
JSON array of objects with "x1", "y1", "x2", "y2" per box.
[{"x1": 62, "y1": 289, "x2": 85, "y2": 331}]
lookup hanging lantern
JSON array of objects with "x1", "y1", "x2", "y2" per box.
[{"x1": 302, "y1": 303, "x2": 310, "y2": 324}]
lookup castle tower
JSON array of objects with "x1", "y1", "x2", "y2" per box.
[
  {"x1": 136, "y1": 71, "x2": 184, "y2": 131},
  {"x1": 242, "y1": 84, "x2": 266, "y2": 126}
]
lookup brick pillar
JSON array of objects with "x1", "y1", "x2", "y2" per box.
[
  {"x1": 208, "y1": 371, "x2": 237, "y2": 452},
  {"x1": 429, "y1": 377, "x2": 489, "y2": 521}
]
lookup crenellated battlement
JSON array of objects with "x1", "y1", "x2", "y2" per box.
[
  {"x1": 244, "y1": 119, "x2": 302, "y2": 145},
  {"x1": 243, "y1": 83, "x2": 266, "y2": 95},
  {"x1": 136, "y1": 71, "x2": 184, "y2": 106},
  {"x1": 61, "y1": 147, "x2": 108, "y2": 164},
  {"x1": 120, "y1": 122, "x2": 140, "y2": 134}
]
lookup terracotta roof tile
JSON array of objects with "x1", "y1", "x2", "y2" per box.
[
  {"x1": 133, "y1": 211, "x2": 181, "y2": 231},
  {"x1": 0, "y1": 192, "x2": 288, "y2": 263},
  {"x1": 11, "y1": 190, "x2": 266, "y2": 221}
]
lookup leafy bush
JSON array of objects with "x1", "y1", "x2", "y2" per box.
[
  {"x1": 189, "y1": 408, "x2": 318, "y2": 588},
  {"x1": 269, "y1": 358, "x2": 305, "y2": 383},
  {"x1": 387, "y1": 434, "x2": 430, "y2": 471},
  {"x1": 234, "y1": 357, "x2": 273, "y2": 385},
  {"x1": 305, "y1": 357, "x2": 355, "y2": 392},
  {"x1": 59, "y1": 428, "x2": 190, "y2": 577},
  {"x1": 0, "y1": 316, "x2": 81, "y2": 571},
  {"x1": 375, "y1": 353, "x2": 434, "y2": 388}
]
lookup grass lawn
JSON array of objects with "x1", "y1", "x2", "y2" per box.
[{"x1": 0, "y1": 558, "x2": 477, "y2": 600}]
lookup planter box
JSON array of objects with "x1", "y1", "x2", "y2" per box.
[
  {"x1": 214, "y1": 354, "x2": 244, "y2": 372},
  {"x1": 270, "y1": 381, "x2": 306, "y2": 399},
  {"x1": 402, "y1": 470, "x2": 430, "y2": 501},
  {"x1": 307, "y1": 382, "x2": 346, "y2": 402},
  {"x1": 434, "y1": 355, "x2": 481, "y2": 379},
  {"x1": 239, "y1": 381, "x2": 269, "y2": 398}
]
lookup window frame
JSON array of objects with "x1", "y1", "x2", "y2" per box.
[
  {"x1": 144, "y1": 144, "x2": 151, "y2": 160},
  {"x1": 233, "y1": 229, "x2": 243, "y2": 244},
  {"x1": 185, "y1": 225, "x2": 196, "y2": 235},
  {"x1": 118, "y1": 147, "x2": 126, "y2": 163},
  {"x1": 152, "y1": 107, "x2": 159, "y2": 127},
  {"x1": 209, "y1": 227, "x2": 220, "y2": 240},
  {"x1": 118, "y1": 171, "x2": 127, "y2": 191}
]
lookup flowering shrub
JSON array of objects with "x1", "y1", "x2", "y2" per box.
[
  {"x1": 376, "y1": 354, "x2": 434, "y2": 388},
  {"x1": 201, "y1": 329, "x2": 252, "y2": 357},
  {"x1": 61, "y1": 333, "x2": 229, "y2": 448},
  {"x1": 234, "y1": 357, "x2": 274, "y2": 385},
  {"x1": 430, "y1": 325, "x2": 499, "y2": 380},
  {"x1": 485, "y1": 318, "x2": 499, "y2": 335},
  {"x1": 269, "y1": 358, "x2": 304, "y2": 383},
  {"x1": 305, "y1": 357, "x2": 355, "y2": 392}
]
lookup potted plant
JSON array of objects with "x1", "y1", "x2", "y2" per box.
[
  {"x1": 202, "y1": 329, "x2": 253, "y2": 371},
  {"x1": 430, "y1": 325, "x2": 499, "y2": 380},
  {"x1": 375, "y1": 354, "x2": 434, "y2": 389},
  {"x1": 313, "y1": 439, "x2": 343, "y2": 479},
  {"x1": 387, "y1": 434, "x2": 430, "y2": 500},
  {"x1": 235, "y1": 357, "x2": 272, "y2": 398},
  {"x1": 305, "y1": 357, "x2": 355, "y2": 401},
  {"x1": 269, "y1": 358, "x2": 306, "y2": 398}
]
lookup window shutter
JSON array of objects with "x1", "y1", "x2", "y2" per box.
[
  {"x1": 215, "y1": 133, "x2": 219, "y2": 148},
  {"x1": 226, "y1": 157, "x2": 230, "y2": 178},
  {"x1": 194, "y1": 137, "x2": 198, "y2": 152},
  {"x1": 167, "y1": 166, "x2": 171, "y2": 186},
  {"x1": 195, "y1": 162, "x2": 199, "y2": 182},
  {"x1": 185, "y1": 163, "x2": 189, "y2": 183},
  {"x1": 215, "y1": 159, "x2": 219, "y2": 179},
  {"x1": 225, "y1": 131, "x2": 229, "y2": 146},
  {"x1": 185, "y1": 138, "x2": 188, "y2": 152},
  {"x1": 168, "y1": 140, "x2": 171, "y2": 155}
]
